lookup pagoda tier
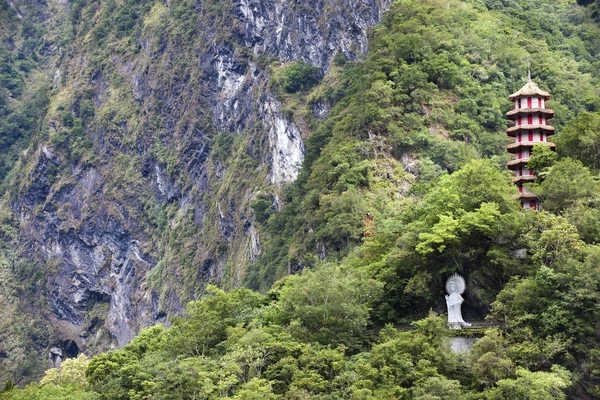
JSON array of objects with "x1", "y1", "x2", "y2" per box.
[{"x1": 506, "y1": 77, "x2": 555, "y2": 211}]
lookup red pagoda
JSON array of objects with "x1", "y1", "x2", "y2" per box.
[{"x1": 506, "y1": 76, "x2": 555, "y2": 210}]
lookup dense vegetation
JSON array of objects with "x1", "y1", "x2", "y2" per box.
[
  {"x1": 1, "y1": 0, "x2": 600, "y2": 398},
  {"x1": 0, "y1": 282, "x2": 578, "y2": 399},
  {"x1": 0, "y1": 0, "x2": 49, "y2": 187}
]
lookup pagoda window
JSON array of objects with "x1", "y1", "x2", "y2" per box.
[
  {"x1": 518, "y1": 132, "x2": 522, "y2": 141},
  {"x1": 528, "y1": 131, "x2": 533, "y2": 141},
  {"x1": 529, "y1": 169, "x2": 534, "y2": 176},
  {"x1": 518, "y1": 116, "x2": 522, "y2": 126},
  {"x1": 527, "y1": 97, "x2": 532, "y2": 108},
  {"x1": 518, "y1": 184, "x2": 523, "y2": 193},
  {"x1": 532, "y1": 97, "x2": 538, "y2": 108},
  {"x1": 517, "y1": 99, "x2": 522, "y2": 109},
  {"x1": 518, "y1": 152, "x2": 522, "y2": 159},
  {"x1": 530, "y1": 200, "x2": 536, "y2": 209},
  {"x1": 528, "y1": 114, "x2": 533, "y2": 124}
]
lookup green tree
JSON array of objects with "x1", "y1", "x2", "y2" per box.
[
  {"x1": 524, "y1": 212, "x2": 585, "y2": 268},
  {"x1": 412, "y1": 376, "x2": 464, "y2": 400},
  {"x1": 232, "y1": 378, "x2": 277, "y2": 400},
  {"x1": 484, "y1": 366, "x2": 571, "y2": 400},
  {"x1": 419, "y1": 159, "x2": 516, "y2": 220},
  {"x1": 40, "y1": 354, "x2": 90, "y2": 388},
  {"x1": 275, "y1": 61, "x2": 322, "y2": 93},
  {"x1": 270, "y1": 264, "x2": 382, "y2": 350},
  {"x1": 536, "y1": 159, "x2": 599, "y2": 212},
  {"x1": 167, "y1": 286, "x2": 264, "y2": 357},
  {"x1": 526, "y1": 144, "x2": 558, "y2": 180},
  {"x1": 470, "y1": 328, "x2": 515, "y2": 389},
  {"x1": 555, "y1": 112, "x2": 600, "y2": 170},
  {"x1": 0, "y1": 384, "x2": 99, "y2": 400}
]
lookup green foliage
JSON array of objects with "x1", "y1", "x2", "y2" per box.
[
  {"x1": 0, "y1": 384, "x2": 99, "y2": 400},
  {"x1": 250, "y1": 198, "x2": 273, "y2": 225},
  {"x1": 484, "y1": 366, "x2": 571, "y2": 400},
  {"x1": 523, "y1": 211, "x2": 585, "y2": 267},
  {"x1": 0, "y1": 382, "x2": 14, "y2": 393},
  {"x1": 0, "y1": 1, "x2": 50, "y2": 186},
  {"x1": 332, "y1": 52, "x2": 347, "y2": 67},
  {"x1": 0, "y1": 75, "x2": 49, "y2": 185},
  {"x1": 166, "y1": 286, "x2": 264, "y2": 357},
  {"x1": 273, "y1": 61, "x2": 322, "y2": 93},
  {"x1": 40, "y1": 354, "x2": 90, "y2": 388},
  {"x1": 526, "y1": 144, "x2": 558, "y2": 178},
  {"x1": 470, "y1": 328, "x2": 514, "y2": 389},
  {"x1": 491, "y1": 249, "x2": 600, "y2": 366},
  {"x1": 556, "y1": 111, "x2": 600, "y2": 171},
  {"x1": 269, "y1": 264, "x2": 383, "y2": 350},
  {"x1": 2, "y1": 273, "x2": 575, "y2": 399},
  {"x1": 537, "y1": 158, "x2": 600, "y2": 212},
  {"x1": 412, "y1": 376, "x2": 464, "y2": 400}
]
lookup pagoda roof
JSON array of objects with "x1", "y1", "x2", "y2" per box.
[{"x1": 509, "y1": 79, "x2": 550, "y2": 100}]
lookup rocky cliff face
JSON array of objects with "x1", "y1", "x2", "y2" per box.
[{"x1": 1, "y1": 0, "x2": 391, "y2": 374}]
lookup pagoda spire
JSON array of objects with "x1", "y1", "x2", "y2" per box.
[{"x1": 506, "y1": 77, "x2": 555, "y2": 210}]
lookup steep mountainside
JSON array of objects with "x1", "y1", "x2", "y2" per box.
[{"x1": 0, "y1": 0, "x2": 390, "y2": 383}]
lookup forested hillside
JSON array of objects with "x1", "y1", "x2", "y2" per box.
[{"x1": 1, "y1": 0, "x2": 600, "y2": 398}]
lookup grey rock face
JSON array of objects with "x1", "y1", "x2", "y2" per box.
[
  {"x1": 236, "y1": 0, "x2": 392, "y2": 69},
  {"x1": 261, "y1": 94, "x2": 305, "y2": 185},
  {"x1": 211, "y1": 0, "x2": 392, "y2": 183},
  {"x1": 13, "y1": 146, "x2": 159, "y2": 350}
]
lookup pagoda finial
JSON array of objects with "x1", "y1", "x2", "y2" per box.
[{"x1": 527, "y1": 65, "x2": 531, "y2": 82}]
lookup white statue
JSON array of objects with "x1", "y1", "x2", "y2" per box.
[{"x1": 445, "y1": 273, "x2": 471, "y2": 329}]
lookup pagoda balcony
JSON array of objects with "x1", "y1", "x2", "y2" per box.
[
  {"x1": 506, "y1": 141, "x2": 555, "y2": 153},
  {"x1": 507, "y1": 158, "x2": 530, "y2": 169},
  {"x1": 517, "y1": 193, "x2": 538, "y2": 199},
  {"x1": 509, "y1": 120, "x2": 553, "y2": 127},
  {"x1": 506, "y1": 124, "x2": 555, "y2": 136},
  {"x1": 506, "y1": 107, "x2": 555, "y2": 119},
  {"x1": 513, "y1": 175, "x2": 536, "y2": 183}
]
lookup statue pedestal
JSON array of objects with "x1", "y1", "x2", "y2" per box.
[
  {"x1": 447, "y1": 321, "x2": 473, "y2": 330},
  {"x1": 448, "y1": 336, "x2": 477, "y2": 354},
  {"x1": 448, "y1": 322, "x2": 462, "y2": 330}
]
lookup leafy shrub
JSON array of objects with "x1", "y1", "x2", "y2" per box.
[
  {"x1": 251, "y1": 198, "x2": 273, "y2": 224},
  {"x1": 276, "y1": 61, "x2": 322, "y2": 93}
]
